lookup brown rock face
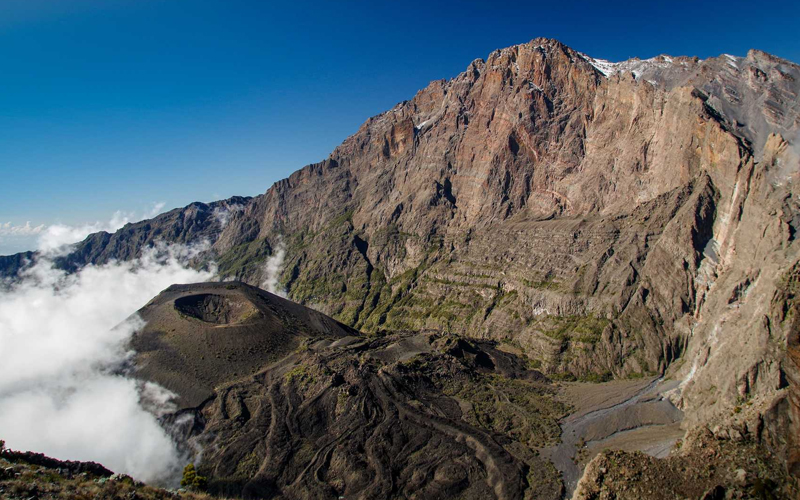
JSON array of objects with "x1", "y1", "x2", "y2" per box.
[{"x1": 206, "y1": 39, "x2": 800, "y2": 398}]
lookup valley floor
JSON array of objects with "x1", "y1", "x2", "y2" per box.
[{"x1": 543, "y1": 378, "x2": 684, "y2": 496}]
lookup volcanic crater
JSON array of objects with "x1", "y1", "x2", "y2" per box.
[
  {"x1": 174, "y1": 293, "x2": 259, "y2": 325},
  {"x1": 129, "y1": 282, "x2": 357, "y2": 407}
]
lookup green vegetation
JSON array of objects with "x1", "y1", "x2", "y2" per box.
[
  {"x1": 289, "y1": 440, "x2": 317, "y2": 471},
  {"x1": 217, "y1": 239, "x2": 273, "y2": 278},
  {"x1": 423, "y1": 276, "x2": 499, "y2": 290},
  {"x1": 450, "y1": 270, "x2": 494, "y2": 279},
  {"x1": 336, "y1": 388, "x2": 349, "y2": 415},
  {"x1": 442, "y1": 373, "x2": 568, "y2": 447},
  {"x1": 294, "y1": 339, "x2": 311, "y2": 353},
  {"x1": 537, "y1": 314, "x2": 610, "y2": 343},
  {"x1": 498, "y1": 289, "x2": 519, "y2": 304},
  {"x1": 580, "y1": 371, "x2": 613, "y2": 383},
  {"x1": 525, "y1": 459, "x2": 563, "y2": 499},
  {"x1": 404, "y1": 299, "x2": 471, "y2": 323},
  {"x1": 285, "y1": 225, "x2": 317, "y2": 253},
  {"x1": 527, "y1": 357, "x2": 543, "y2": 370},
  {"x1": 327, "y1": 208, "x2": 354, "y2": 229},
  {"x1": 0, "y1": 450, "x2": 219, "y2": 500},
  {"x1": 777, "y1": 262, "x2": 800, "y2": 326},
  {"x1": 180, "y1": 463, "x2": 208, "y2": 491},
  {"x1": 372, "y1": 222, "x2": 417, "y2": 241},
  {"x1": 549, "y1": 372, "x2": 577, "y2": 382},
  {"x1": 357, "y1": 261, "x2": 433, "y2": 332},
  {"x1": 291, "y1": 272, "x2": 348, "y2": 303},
  {"x1": 522, "y1": 276, "x2": 560, "y2": 290},
  {"x1": 550, "y1": 369, "x2": 613, "y2": 383},
  {"x1": 234, "y1": 451, "x2": 262, "y2": 478},
  {"x1": 284, "y1": 363, "x2": 320, "y2": 391}
]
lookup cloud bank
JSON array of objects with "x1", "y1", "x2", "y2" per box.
[
  {"x1": 0, "y1": 222, "x2": 48, "y2": 255},
  {"x1": 39, "y1": 202, "x2": 166, "y2": 255},
  {"x1": 0, "y1": 242, "x2": 214, "y2": 484},
  {"x1": 0, "y1": 221, "x2": 46, "y2": 237},
  {"x1": 0, "y1": 202, "x2": 167, "y2": 256}
]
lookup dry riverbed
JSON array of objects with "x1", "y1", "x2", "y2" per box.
[{"x1": 542, "y1": 377, "x2": 684, "y2": 497}]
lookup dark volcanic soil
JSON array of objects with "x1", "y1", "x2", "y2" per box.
[
  {"x1": 129, "y1": 282, "x2": 358, "y2": 408},
  {"x1": 129, "y1": 283, "x2": 573, "y2": 499},
  {"x1": 173, "y1": 293, "x2": 258, "y2": 325},
  {"x1": 139, "y1": 319, "x2": 569, "y2": 499}
]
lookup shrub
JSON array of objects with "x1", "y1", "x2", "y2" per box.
[{"x1": 181, "y1": 463, "x2": 207, "y2": 491}]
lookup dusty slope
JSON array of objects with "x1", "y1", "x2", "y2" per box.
[
  {"x1": 573, "y1": 421, "x2": 791, "y2": 499},
  {"x1": 542, "y1": 378, "x2": 683, "y2": 494},
  {"x1": 175, "y1": 332, "x2": 569, "y2": 500},
  {"x1": 130, "y1": 282, "x2": 357, "y2": 408}
]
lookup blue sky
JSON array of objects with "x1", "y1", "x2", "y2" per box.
[{"x1": 0, "y1": 0, "x2": 798, "y2": 254}]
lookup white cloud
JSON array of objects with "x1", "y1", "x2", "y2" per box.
[
  {"x1": 0, "y1": 221, "x2": 46, "y2": 237},
  {"x1": 37, "y1": 217, "x2": 125, "y2": 255},
  {"x1": 261, "y1": 238, "x2": 287, "y2": 298},
  {"x1": 0, "y1": 242, "x2": 215, "y2": 484},
  {"x1": 145, "y1": 202, "x2": 166, "y2": 219},
  {"x1": 212, "y1": 203, "x2": 244, "y2": 229},
  {"x1": 34, "y1": 202, "x2": 167, "y2": 256},
  {"x1": 0, "y1": 202, "x2": 168, "y2": 257}
]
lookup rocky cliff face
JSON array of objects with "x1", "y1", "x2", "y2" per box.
[
  {"x1": 3, "y1": 37, "x2": 799, "y2": 492},
  {"x1": 224, "y1": 40, "x2": 799, "y2": 399}
]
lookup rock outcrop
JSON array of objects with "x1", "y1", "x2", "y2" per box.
[
  {"x1": 572, "y1": 426, "x2": 790, "y2": 500},
  {"x1": 0, "y1": 441, "x2": 215, "y2": 500}
]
